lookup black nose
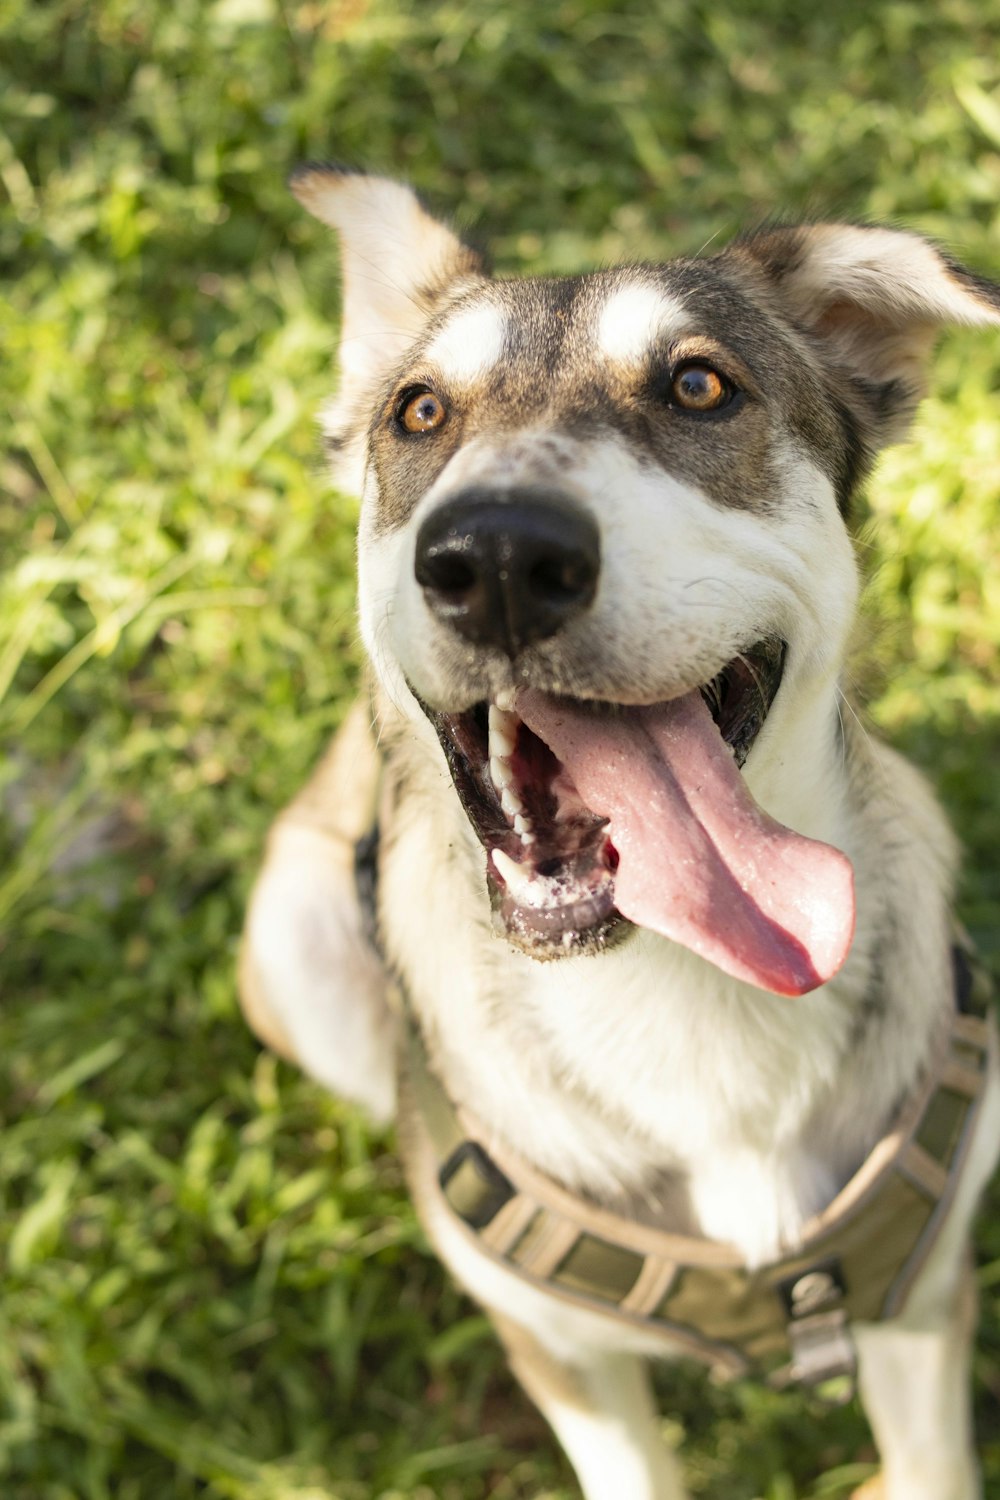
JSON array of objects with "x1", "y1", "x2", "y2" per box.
[{"x1": 414, "y1": 487, "x2": 601, "y2": 657}]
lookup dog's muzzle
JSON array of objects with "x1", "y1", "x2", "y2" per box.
[
  {"x1": 407, "y1": 488, "x2": 854, "y2": 990},
  {"x1": 414, "y1": 486, "x2": 600, "y2": 658}
]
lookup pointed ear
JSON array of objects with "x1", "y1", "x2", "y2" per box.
[
  {"x1": 291, "y1": 166, "x2": 487, "y2": 493},
  {"x1": 726, "y1": 223, "x2": 1000, "y2": 448}
]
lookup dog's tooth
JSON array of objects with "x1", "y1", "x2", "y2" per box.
[
  {"x1": 490, "y1": 754, "x2": 514, "y2": 790},
  {"x1": 491, "y1": 847, "x2": 524, "y2": 885},
  {"x1": 513, "y1": 813, "x2": 532, "y2": 836},
  {"x1": 501, "y1": 785, "x2": 524, "y2": 818},
  {"x1": 488, "y1": 704, "x2": 518, "y2": 759},
  {"x1": 491, "y1": 848, "x2": 543, "y2": 905},
  {"x1": 494, "y1": 688, "x2": 517, "y2": 712}
]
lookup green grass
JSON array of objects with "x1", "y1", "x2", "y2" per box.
[{"x1": 1, "y1": 1, "x2": 999, "y2": 1495}]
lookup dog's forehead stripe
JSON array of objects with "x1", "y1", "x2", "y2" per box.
[
  {"x1": 423, "y1": 301, "x2": 507, "y2": 385},
  {"x1": 595, "y1": 284, "x2": 688, "y2": 364}
]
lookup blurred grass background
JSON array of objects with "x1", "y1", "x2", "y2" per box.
[{"x1": 1, "y1": 1, "x2": 999, "y2": 1496}]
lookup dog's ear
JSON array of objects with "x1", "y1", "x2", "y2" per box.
[
  {"x1": 727, "y1": 223, "x2": 1000, "y2": 448},
  {"x1": 291, "y1": 166, "x2": 486, "y2": 494}
]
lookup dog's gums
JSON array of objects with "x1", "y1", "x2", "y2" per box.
[{"x1": 422, "y1": 640, "x2": 856, "y2": 996}]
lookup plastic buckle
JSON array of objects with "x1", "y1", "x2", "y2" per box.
[
  {"x1": 786, "y1": 1307, "x2": 858, "y2": 1404},
  {"x1": 770, "y1": 1262, "x2": 857, "y2": 1404}
]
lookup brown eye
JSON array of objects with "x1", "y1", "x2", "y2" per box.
[
  {"x1": 669, "y1": 363, "x2": 733, "y2": 412},
  {"x1": 397, "y1": 388, "x2": 448, "y2": 433}
]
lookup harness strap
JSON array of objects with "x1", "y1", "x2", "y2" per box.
[{"x1": 402, "y1": 948, "x2": 997, "y2": 1394}]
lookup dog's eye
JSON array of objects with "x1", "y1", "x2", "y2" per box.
[
  {"x1": 668, "y1": 363, "x2": 734, "y2": 413},
  {"x1": 397, "y1": 388, "x2": 448, "y2": 434}
]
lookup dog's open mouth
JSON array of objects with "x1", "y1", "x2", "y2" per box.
[{"x1": 424, "y1": 641, "x2": 856, "y2": 996}]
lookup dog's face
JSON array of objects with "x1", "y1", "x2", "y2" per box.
[{"x1": 294, "y1": 170, "x2": 1000, "y2": 995}]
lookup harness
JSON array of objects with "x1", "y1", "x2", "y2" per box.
[{"x1": 358, "y1": 831, "x2": 998, "y2": 1398}]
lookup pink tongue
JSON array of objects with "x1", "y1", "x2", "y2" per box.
[{"x1": 517, "y1": 690, "x2": 855, "y2": 996}]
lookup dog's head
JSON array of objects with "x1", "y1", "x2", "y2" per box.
[{"x1": 294, "y1": 168, "x2": 1000, "y2": 995}]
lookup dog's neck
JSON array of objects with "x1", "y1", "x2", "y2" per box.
[{"x1": 381, "y1": 678, "x2": 957, "y2": 1266}]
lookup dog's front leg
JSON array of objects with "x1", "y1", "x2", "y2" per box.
[
  {"x1": 238, "y1": 698, "x2": 396, "y2": 1122},
  {"x1": 851, "y1": 1267, "x2": 980, "y2": 1500},
  {"x1": 492, "y1": 1313, "x2": 689, "y2": 1500}
]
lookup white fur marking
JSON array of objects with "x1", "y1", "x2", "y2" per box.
[
  {"x1": 424, "y1": 302, "x2": 507, "y2": 385},
  {"x1": 596, "y1": 285, "x2": 687, "y2": 365}
]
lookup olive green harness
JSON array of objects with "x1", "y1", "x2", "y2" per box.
[{"x1": 401, "y1": 945, "x2": 996, "y2": 1399}]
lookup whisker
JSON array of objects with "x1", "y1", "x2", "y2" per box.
[{"x1": 733, "y1": 650, "x2": 770, "y2": 717}]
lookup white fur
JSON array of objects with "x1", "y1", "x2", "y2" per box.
[
  {"x1": 528, "y1": 1366, "x2": 686, "y2": 1500},
  {"x1": 423, "y1": 301, "x2": 507, "y2": 385},
  {"x1": 595, "y1": 284, "x2": 687, "y2": 364},
  {"x1": 244, "y1": 822, "x2": 395, "y2": 1122}
]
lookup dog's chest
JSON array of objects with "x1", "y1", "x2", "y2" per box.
[
  {"x1": 540, "y1": 977, "x2": 855, "y2": 1254},
  {"x1": 390, "y1": 843, "x2": 866, "y2": 1266}
]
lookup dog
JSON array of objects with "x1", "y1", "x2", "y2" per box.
[{"x1": 239, "y1": 168, "x2": 1000, "y2": 1500}]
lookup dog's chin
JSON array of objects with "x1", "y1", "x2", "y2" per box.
[{"x1": 415, "y1": 640, "x2": 786, "y2": 961}]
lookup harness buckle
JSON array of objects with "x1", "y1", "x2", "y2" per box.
[
  {"x1": 783, "y1": 1307, "x2": 857, "y2": 1403},
  {"x1": 770, "y1": 1262, "x2": 858, "y2": 1404}
]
